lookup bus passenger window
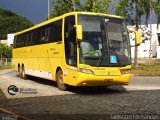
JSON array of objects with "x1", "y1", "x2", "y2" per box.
[
  {"x1": 41, "y1": 28, "x2": 46, "y2": 42},
  {"x1": 26, "y1": 33, "x2": 30, "y2": 46},
  {"x1": 50, "y1": 19, "x2": 62, "y2": 42}
]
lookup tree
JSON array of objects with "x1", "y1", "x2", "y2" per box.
[
  {"x1": 148, "y1": 0, "x2": 160, "y2": 66},
  {"x1": 0, "y1": 8, "x2": 34, "y2": 39},
  {"x1": 0, "y1": 44, "x2": 12, "y2": 58},
  {"x1": 153, "y1": 0, "x2": 160, "y2": 27},
  {"x1": 0, "y1": 44, "x2": 12, "y2": 66},
  {"x1": 115, "y1": 0, "x2": 160, "y2": 68},
  {"x1": 140, "y1": 0, "x2": 160, "y2": 66},
  {"x1": 83, "y1": 0, "x2": 111, "y2": 13},
  {"x1": 50, "y1": 0, "x2": 112, "y2": 18},
  {"x1": 50, "y1": 0, "x2": 81, "y2": 18},
  {"x1": 116, "y1": 0, "x2": 143, "y2": 68}
]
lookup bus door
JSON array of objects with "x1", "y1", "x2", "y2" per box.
[{"x1": 64, "y1": 15, "x2": 78, "y2": 85}]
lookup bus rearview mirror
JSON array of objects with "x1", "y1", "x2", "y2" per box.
[
  {"x1": 75, "y1": 25, "x2": 83, "y2": 41},
  {"x1": 128, "y1": 30, "x2": 141, "y2": 46}
]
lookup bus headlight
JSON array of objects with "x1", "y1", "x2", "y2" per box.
[
  {"x1": 121, "y1": 69, "x2": 131, "y2": 74},
  {"x1": 78, "y1": 68, "x2": 94, "y2": 75}
]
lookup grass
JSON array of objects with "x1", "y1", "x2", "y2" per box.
[
  {"x1": 0, "y1": 65, "x2": 12, "y2": 70},
  {"x1": 0, "y1": 64, "x2": 12, "y2": 70},
  {"x1": 0, "y1": 61, "x2": 12, "y2": 70},
  {"x1": 132, "y1": 60, "x2": 160, "y2": 76}
]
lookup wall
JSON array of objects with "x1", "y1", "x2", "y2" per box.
[
  {"x1": 0, "y1": 40, "x2": 7, "y2": 44},
  {"x1": 7, "y1": 34, "x2": 14, "y2": 46},
  {"x1": 128, "y1": 24, "x2": 160, "y2": 58}
]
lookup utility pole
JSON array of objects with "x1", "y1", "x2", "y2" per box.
[
  {"x1": 48, "y1": 0, "x2": 50, "y2": 19},
  {"x1": 149, "y1": 0, "x2": 152, "y2": 66}
]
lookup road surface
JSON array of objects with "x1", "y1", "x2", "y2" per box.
[{"x1": 0, "y1": 69, "x2": 160, "y2": 120}]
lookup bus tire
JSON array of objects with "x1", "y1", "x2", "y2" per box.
[
  {"x1": 21, "y1": 66, "x2": 27, "y2": 80},
  {"x1": 18, "y1": 65, "x2": 21, "y2": 77},
  {"x1": 56, "y1": 69, "x2": 67, "y2": 91}
]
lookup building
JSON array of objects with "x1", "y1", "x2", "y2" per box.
[
  {"x1": 129, "y1": 24, "x2": 160, "y2": 59},
  {"x1": 0, "y1": 34, "x2": 14, "y2": 46},
  {"x1": 7, "y1": 34, "x2": 14, "y2": 46},
  {"x1": 0, "y1": 40, "x2": 7, "y2": 44}
]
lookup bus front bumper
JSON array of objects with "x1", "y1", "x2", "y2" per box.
[{"x1": 75, "y1": 72, "x2": 131, "y2": 86}]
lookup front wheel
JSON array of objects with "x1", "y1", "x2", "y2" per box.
[{"x1": 56, "y1": 69, "x2": 68, "y2": 91}]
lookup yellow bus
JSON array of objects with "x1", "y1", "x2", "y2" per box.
[{"x1": 12, "y1": 12, "x2": 141, "y2": 90}]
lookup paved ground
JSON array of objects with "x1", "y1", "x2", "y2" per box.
[
  {"x1": 0, "y1": 69, "x2": 73, "y2": 99},
  {"x1": 0, "y1": 69, "x2": 160, "y2": 120}
]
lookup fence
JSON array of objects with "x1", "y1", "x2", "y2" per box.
[{"x1": 0, "y1": 58, "x2": 12, "y2": 69}]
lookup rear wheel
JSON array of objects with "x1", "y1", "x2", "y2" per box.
[
  {"x1": 56, "y1": 69, "x2": 67, "y2": 91},
  {"x1": 21, "y1": 66, "x2": 27, "y2": 79},
  {"x1": 18, "y1": 66, "x2": 21, "y2": 77}
]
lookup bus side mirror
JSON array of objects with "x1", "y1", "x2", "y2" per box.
[
  {"x1": 75, "y1": 25, "x2": 83, "y2": 41},
  {"x1": 128, "y1": 30, "x2": 141, "y2": 46}
]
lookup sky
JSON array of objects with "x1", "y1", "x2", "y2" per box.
[
  {"x1": 0, "y1": 0, "x2": 54, "y2": 25},
  {"x1": 0, "y1": 0, "x2": 157, "y2": 25}
]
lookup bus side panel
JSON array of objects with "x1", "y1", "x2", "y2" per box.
[
  {"x1": 24, "y1": 44, "x2": 52, "y2": 80},
  {"x1": 47, "y1": 42, "x2": 65, "y2": 81}
]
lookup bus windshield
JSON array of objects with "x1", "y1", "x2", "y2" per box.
[{"x1": 78, "y1": 15, "x2": 131, "y2": 67}]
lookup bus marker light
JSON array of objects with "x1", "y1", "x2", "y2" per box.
[{"x1": 63, "y1": 69, "x2": 67, "y2": 76}]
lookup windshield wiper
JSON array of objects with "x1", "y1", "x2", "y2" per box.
[{"x1": 96, "y1": 49, "x2": 104, "y2": 66}]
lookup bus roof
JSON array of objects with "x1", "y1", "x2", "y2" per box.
[{"x1": 15, "y1": 12, "x2": 123, "y2": 36}]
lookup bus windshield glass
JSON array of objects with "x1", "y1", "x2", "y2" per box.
[{"x1": 78, "y1": 14, "x2": 131, "y2": 67}]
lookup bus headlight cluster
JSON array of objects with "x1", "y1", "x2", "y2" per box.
[
  {"x1": 121, "y1": 69, "x2": 131, "y2": 74},
  {"x1": 78, "y1": 68, "x2": 94, "y2": 75}
]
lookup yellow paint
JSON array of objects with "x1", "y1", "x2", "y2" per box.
[
  {"x1": 75, "y1": 25, "x2": 83, "y2": 41},
  {"x1": 13, "y1": 12, "x2": 133, "y2": 87},
  {"x1": 128, "y1": 29, "x2": 141, "y2": 46}
]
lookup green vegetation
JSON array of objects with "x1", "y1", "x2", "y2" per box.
[
  {"x1": 0, "y1": 44, "x2": 12, "y2": 70},
  {"x1": 0, "y1": 44, "x2": 12, "y2": 69},
  {"x1": 0, "y1": 8, "x2": 34, "y2": 70},
  {"x1": 0, "y1": 44, "x2": 12, "y2": 58},
  {"x1": 115, "y1": 0, "x2": 160, "y2": 25},
  {"x1": 115, "y1": 0, "x2": 160, "y2": 68},
  {"x1": 50, "y1": 0, "x2": 111, "y2": 18},
  {"x1": 132, "y1": 60, "x2": 160, "y2": 76},
  {"x1": 0, "y1": 8, "x2": 34, "y2": 39},
  {"x1": 0, "y1": 65, "x2": 11, "y2": 70}
]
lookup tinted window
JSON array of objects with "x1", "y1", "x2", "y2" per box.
[
  {"x1": 14, "y1": 19, "x2": 62, "y2": 48},
  {"x1": 15, "y1": 34, "x2": 26, "y2": 48},
  {"x1": 50, "y1": 19, "x2": 62, "y2": 42}
]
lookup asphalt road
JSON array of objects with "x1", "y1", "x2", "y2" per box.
[{"x1": 0, "y1": 70, "x2": 160, "y2": 120}]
